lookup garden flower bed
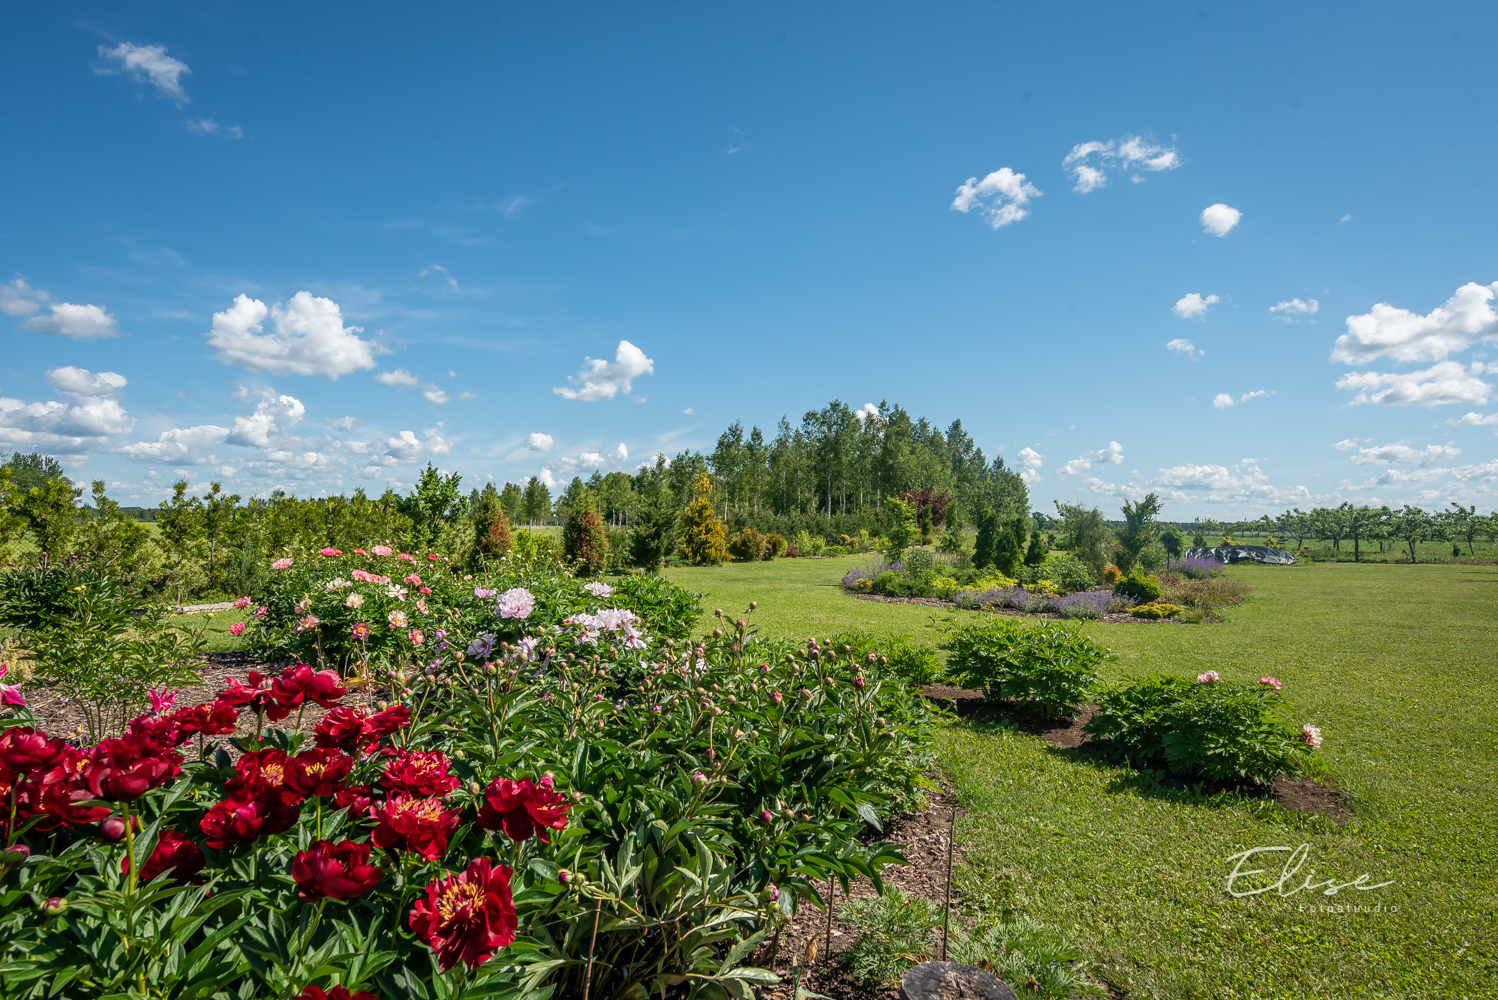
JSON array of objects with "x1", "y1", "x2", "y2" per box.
[{"x1": 0, "y1": 549, "x2": 937, "y2": 999}]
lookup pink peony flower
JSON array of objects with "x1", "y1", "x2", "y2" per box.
[
  {"x1": 234, "y1": 596, "x2": 252, "y2": 609},
  {"x1": 473, "y1": 588, "x2": 496, "y2": 600},
  {"x1": 351, "y1": 621, "x2": 371, "y2": 640},
  {"x1": 388, "y1": 610, "x2": 408, "y2": 629},
  {"x1": 272, "y1": 558, "x2": 294, "y2": 570},
  {"x1": 405, "y1": 574, "x2": 422, "y2": 586},
  {"x1": 354, "y1": 548, "x2": 367, "y2": 556},
  {"x1": 420, "y1": 587, "x2": 432, "y2": 595},
  {"x1": 397, "y1": 553, "x2": 416, "y2": 563},
  {"x1": 148, "y1": 689, "x2": 179, "y2": 715},
  {"x1": 1196, "y1": 671, "x2": 1220, "y2": 684},
  {"x1": 229, "y1": 622, "x2": 246, "y2": 637},
  {"x1": 345, "y1": 593, "x2": 365, "y2": 609},
  {"x1": 254, "y1": 606, "x2": 267, "y2": 619},
  {"x1": 1258, "y1": 676, "x2": 1282, "y2": 691},
  {"x1": 372, "y1": 545, "x2": 393, "y2": 557},
  {"x1": 408, "y1": 629, "x2": 425, "y2": 647},
  {"x1": 496, "y1": 588, "x2": 535, "y2": 620},
  {"x1": 583, "y1": 581, "x2": 613, "y2": 598},
  {"x1": 0, "y1": 664, "x2": 26, "y2": 707},
  {"x1": 320, "y1": 547, "x2": 343, "y2": 557},
  {"x1": 1302, "y1": 724, "x2": 1323, "y2": 749},
  {"x1": 295, "y1": 615, "x2": 321, "y2": 633}
]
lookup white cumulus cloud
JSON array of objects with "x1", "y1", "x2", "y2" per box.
[
  {"x1": 1057, "y1": 441, "x2": 1123, "y2": 476},
  {"x1": 1062, "y1": 134, "x2": 1180, "y2": 193},
  {"x1": 187, "y1": 118, "x2": 242, "y2": 139},
  {"x1": 1330, "y1": 281, "x2": 1498, "y2": 364},
  {"x1": 1348, "y1": 442, "x2": 1461, "y2": 467},
  {"x1": 384, "y1": 426, "x2": 452, "y2": 463},
  {"x1": 1450, "y1": 411, "x2": 1498, "y2": 427},
  {"x1": 376, "y1": 369, "x2": 420, "y2": 387},
  {"x1": 119, "y1": 424, "x2": 230, "y2": 464},
  {"x1": 951, "y1": 168, "x2": 1041, "y2": 229},
  {"x1": 3, "y1": 276, "x2": 118, "y2": 339},
  {"x1": 1335, "y1": 361, "x2": 1492, "y2": 407},
  {"x1": 96, "y1": 42, "x2": 190, "y2": 104},
  {"x1": 226, "y1": 391, "x2": 305, "y2": 448},
  {"x1": 855, "y1": 403, "x2": 880, "y2": 422},
  {"x1": 1166, "y1": 338, "x2": 1204, "y2": 360},
  {"x1": 1173, "y1": 293, "x2": 1219, "y2": 320},
  {"x1": 1214, "y1": 389, "x2": 1274, "y2": 410},
  {"x1": 1017, "y1": 446, "x2": 1045, "y2": 484},
  {"x1": 1200, "y1": 203, "x2": 1242, "y2": 237},
  {"x1": 1271, "y1": 298, "x2": 1319, "y2": 321},
  {"x1": 553, "y1": 340, "x2": 655, "y2": 401},
  {"x1": 207, "y1": 292, "x2": 380, "y2": 379},
  {"x1": 0, "y1": 368, "x2": 134, "y2": 452},
  {"x1": 1212, "y1": 393, "x2": 1235, "y2": 410},
  {"x1": 527, "y1": 433, "x2": 555, "y2": 452}
]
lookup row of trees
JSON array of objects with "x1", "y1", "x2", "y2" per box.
[{"x1": 1188, "y1": 503, "x2": 1497, "y2": 562}]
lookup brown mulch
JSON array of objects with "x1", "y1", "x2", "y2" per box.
[{"x1": 850, "y1": 593, "x2": 1182, "y2": 625}]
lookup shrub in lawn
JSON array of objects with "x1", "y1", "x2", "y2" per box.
[
  {"x1": 794, "y1": 529, "x2": 826, "y2": 557},
  {"x1": 1130, "y1": 602, "x2": 1184, "y2": 619},
  {"x1": 1112, "y1": 570, "x2": 1161, "y2": 604},
  {"x1": 1166, "y1": 557, "x2": 1223, "y2": 580},
  {"x1": 0, "y1": 564, "x2": 934, "y2": 998},
  {"x1": 826, "y1": 628, "x2": 943, "y2": 685},
  {"x1": 763, "y1": 532, "x2": 788, "y2": 559},
  {"x1": 941, "y1": 619, "x2": 1108, "y2": 717},
  {"x1": 1083, "y1": 674, "x2": 1316, "y2": 784},
  {"x1": 840, "y1": 888, "x2": 1104, "y2": 998},
  {"x1": 679, "y1": 472, "x2": 729, "y2": 564},
  {"x1": 1161, "y1": 574, "x2": 1251, "y2": 615},
  {"x1": 1018, "y1": 554, "x2": 1095, "y2": 594},
  {"x1": 727, "y1": 527, "x2": 767, "y2": 562}
]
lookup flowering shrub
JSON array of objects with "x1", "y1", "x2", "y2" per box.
[
  {"x1": 1083, "y1": 674, "x2": 1316, "y2": 784},
  {"x1": 1165, "y1": 557, "x2": 1223, "y2": 580},
  {"x1": 940, "y1": 619, "x2": 1109, "y2": 718},
  {"x1": 1112, "y1": 571, "x2": 1162, "y2": 605},
  {"x1": 0, "y1": 568, "x2": 932, "y2": 998}
]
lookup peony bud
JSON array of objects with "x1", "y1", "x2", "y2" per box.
[
  {"x1": 749, "y1": 601, "x2": 757, "y2": 610},
  {"x1": 41, "y1": 897, "x2": 67, "y2": 916},
  {"x1": 0, "y1": 845, "x2": 29, "y2": 866},
  {"x1": 761, "y1": 810, "x2": 773, "y2": 822}
]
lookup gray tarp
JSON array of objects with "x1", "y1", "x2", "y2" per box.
[{"x1": 1186, "y1": 545, "x2": 1297, "y2": 565}]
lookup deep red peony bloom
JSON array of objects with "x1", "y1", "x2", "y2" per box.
[
  {"x1": 370, "y1": 793, "x2": 459, "y2": 860},
  {"x1": 170, "y1": 700, "x2": 239, "y2": 737},
  {"x1": 128, "y1": 829, "x2": 205, "y2": 882},
  {"x1": 78, "y1": 733, "x2": 183, "y2": 803},
  {"x1": 333, "y1": 784, "x2": 375, "y2": 817},
  {"x1": 476, "y1": 775, "x2": 570, "y2": 843},
  {"x1": 291, "y1": 839, "x2": 383, "y2": 901},
  {"x1": 270, "y1": 664, "x2": 347, "y2": 719},
  {"x1": 294, "y1": 986, "x2": 376, "y2": 1000},
  {"x1": 223, "y1": 748, "x2": 296, "y2": 799},
  {"x1": 219, "y1": 671, "x2": 276, "y2": 710},
  {"x1": 381, "y1": 750, "x2": 459, "y2": 797},
  {"x1": 0, "y1": 727, "x2": 65, "y2": 777},
  {"x1": 127, "y1": 712, "x2": 184, "y2": 746},
  {"x1": 3, "y1": 744, "x2": 109, "y2": 834},
  {"x1": 286, "y1": 748, "x2": 354, "y2": 797},
  {"x1": 199, "y1": 786, "x2": 302, "y2": 848},
  {"x1": 314, "y1": 705, "x2": 411, "y2": 753},
  {"x1": 409, "y1": 857, "x2": 517, "y2": 971}
]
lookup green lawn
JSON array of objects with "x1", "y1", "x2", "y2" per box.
[{"x1": 666, "y1": 556, "x2": 1498, "y2": 999}]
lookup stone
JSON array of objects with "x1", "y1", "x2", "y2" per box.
[{"x1": 899, "y1": 961, "x2": 1019, "y2": 1000}]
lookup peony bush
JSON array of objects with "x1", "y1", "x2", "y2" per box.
[{"x1": 0, "y1": 553, "x2": 932, "y2": 999}]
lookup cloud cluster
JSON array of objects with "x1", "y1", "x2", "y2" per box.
[
  {"x1": 1346, "y1": 442, "x2": 1461, "y2": 467},
  {"x1": 96, "y1": 42, "x2": 190, "y2": 104},
  {"x1": 553, "y1": 340, "x2": 654, "y2": 401},
  {"x1": 1335, "y1": 361, "x2": 1491, "y2": 408},
  {"x1": 526, "y1": 433, "x2": 555, "y2": 452},
  {"x1": 1271, "y1": 298, "x2": 1319, "y2": 321},
  {"x1": 2, "y1": 276, "x2": 119, "y2": 339},
  {"x1": 951, "y1": 169, "x2": 1042, "y2": 229},
  {"x1": 1016, "y1": 446, "x2": 1044, "y2": 484},
  {"x1": 1166, "y1": 338, "x2": 1203, "y2": 360},
  {"x1": 0, "y1": 368, "x2": 134, "y2": 452},
  {"x1": 207, "y1": 292, "x2": 381, "y2": 379},
  {"x1": 1213, "y1": 389, "x2": 1273, "y2": 410},
  {"x1": 376, "y1": 368, "x2": 448, "y2": 404},
  {"x1": 1173, "y1": 293, "x2": 1219, "y2": 320},
  {"x1": 1331, "y1": 281, "x2": 1498, "y2": 364},
  {"x1": 1057, "y1": 441, "x2": 1123, "y2": 476},
  {"x1": 227, "y1": 391, "x2": 306, "y2": 447},
  {"x1": 1062, "y1": 134, "x2": 1180, "y2": 193},
  {"x1": 1200, "y1": 203, "x2": 1242, "y2": 237}
]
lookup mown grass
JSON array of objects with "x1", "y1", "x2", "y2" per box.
[{"x1": 666, "y1": 556, "x2": 1498, "y2": 999}]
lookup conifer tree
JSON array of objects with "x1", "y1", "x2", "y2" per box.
[
  {"x1": 1023, "y1": 529, "x2": 1046, "y2": 567},
  {"x1": 679, "y1": 473, "x2": 728, "y2": 565},
  {"x1": 563, "y1": 491, "x2": 610, "y2": 576}
]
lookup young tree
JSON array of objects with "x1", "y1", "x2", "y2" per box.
[
  {"x1": 200, "y1": 481, "x2": 240, "y2": 592},
  {"x1": 1346, "y1": 504, "x2": 1383, "y2": 562},
  {"x1": 882, "y1": 497, "x2": 919, "y2": 563},
  {"x1": 522, "y1": 477, "x2": 552, "y2": 530},
  {"x1": 629, "y1": 461, "x2": 679, "y2": 572},
  {"x1": 399, "y1": 464, "x2": 464, "y2": 551},
  {"x1": 991, "y1": 517, "x2": 1023, "y2": 577},
  {"x1": 1160, "y1": 525, "x2": 1185, "y2": 560},
  {"x1": 15, "y1": 475, "x2": 83, "y2": 558},
  {"x1": 1054, "y1": 501, "x2": 1112, "y2": 579},
  {"x1": 1114, "y1": 493, "x2": 1162, "y2": 572},
  {"x1": 1391, "y1": 505, "x2": 1434, "y2": 563},
  {"x1": 1442, "y1": 503, "x2": 1480, "y2": 556},
  {"x1": 79, "y1": 481, "x2": 152, "y2": 577},
  {"x1": 472, "y1": 482, "x2": 513, "y2": 560},
  {"x1": 679, "y1": 473, "x2": 729, "y2": 565},
  {"x1": 157, "y1": 481, "x2": 204, "y2": 606},
  {"x1": 562, "y1": 491, "x2": 610, "y2": 576},
  {"x1": 500, "y1": 482, "x2": 525, "y2": 524},
  {"x1": 1023, "y1": 529, "x2": 1046, "y2": 567}
]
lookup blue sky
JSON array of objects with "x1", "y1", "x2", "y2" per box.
[{"x1": 3, "y1": 1, "x2": 1497, "y2": 516}]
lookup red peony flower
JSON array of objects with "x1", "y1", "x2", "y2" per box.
[
  {"x1": 333, "y1": 785, "x2": 374, "y2": 817},
  {"x1": 127, "y1": 712, "x2": 183, "y2": 746},
  {"x1": 476, "y1": 775, "x2": 570, "y2": 843},
  {"x1": 78, "y1": 733, "x2": 182, "y2": 803},
  {"x1": 409, "y1": 857, "x2": 517, "y2": 971},
  {"x1": 171, "y1": 701, "x2": 239, "y2": 737},
  {"x1": 218, "y1": 671, "x2": 276, "y2": 710},
  {"x1": 224, "y1": 748, "x2": 296, "y2": 798},
  {"x1": 200, "y1": 786, "x2": 302, "y2": 848},
  {"x1": 129, "y1": 829, "x2": 205, "y2": 882},
  {"x1": 314, "y1": 705, "x2": 411, "y2": 753},
  {"x1": 370, "y1": 793, "x2": 459, "y2": 860},
  {"x1": 294, "y1": 987, "x2": 376, "y2": 1000},
  {"x1": 381, "y1": 750, "x2": 459, "y2": 797},
  {"x1": 270, "y1": 664, "x2": 347, "y2": 718},
  {"x1": 286, "y1": 748, "x2": 354, "y2": 797},
  {"x1": 364, "y1": 705, "x2": 411, "y2": 741},
  {"x1": 0, "y1": 727, "x2": 65, "y2": 777},
  {"x1": 291, "y1": 839, "x2": 383, "y2": 901}
]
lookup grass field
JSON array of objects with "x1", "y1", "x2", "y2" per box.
[{"x1": 664, "y1": 556, "x2": 1498, "y2": 999}]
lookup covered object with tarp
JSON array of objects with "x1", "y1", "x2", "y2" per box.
[{"x1": 1186, "y1": 545, "x2": 1296, "y2": 565}]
